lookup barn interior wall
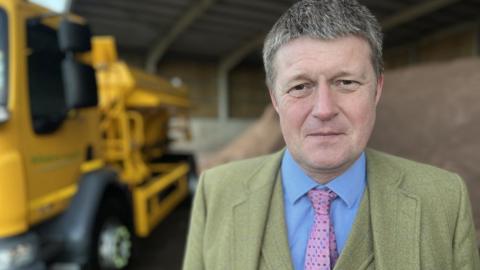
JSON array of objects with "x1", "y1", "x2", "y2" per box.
[{"x1": 385, "y1": 22, "x2": 479, "y2": 69}]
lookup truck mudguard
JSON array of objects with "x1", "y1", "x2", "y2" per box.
[{"x1": 37, "y1": 167, "x2": 132, "y2": 265}]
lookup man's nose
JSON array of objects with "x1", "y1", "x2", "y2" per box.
[{"x1": 311, "y1": 83, "x2": 338, "y2": 121}]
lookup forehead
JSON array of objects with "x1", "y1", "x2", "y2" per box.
[{"x1": 272, "y1": 36, "x2": 374, "y2": 81}]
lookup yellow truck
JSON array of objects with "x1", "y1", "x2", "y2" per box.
[{"x1": 0, "y1": 1, "x2": 193, "y2": 269}]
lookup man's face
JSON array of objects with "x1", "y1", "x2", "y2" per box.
[{"x1": 270, "y1": 36, "x2": 383, "y2": 182}]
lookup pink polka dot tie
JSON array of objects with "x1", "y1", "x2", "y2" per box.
[{"x1": 304, "y1": 189, "x2": 338, "y2": 270}]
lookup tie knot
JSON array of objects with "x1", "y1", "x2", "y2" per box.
[{"x1": 307, "y1": 189, "x2": 337, "y2": 215}]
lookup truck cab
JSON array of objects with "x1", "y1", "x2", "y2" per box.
[{"x1": 0, "y1": 1, "x2": 105, "y2": 269}]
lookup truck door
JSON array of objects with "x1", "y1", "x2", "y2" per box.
[{"x1": 21, "y1": 17, "x2": 99, "y2": 225}]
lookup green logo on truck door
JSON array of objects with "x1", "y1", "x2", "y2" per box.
[{"x1": 31, "y1": 151, "x2": 82, "y2": 172}]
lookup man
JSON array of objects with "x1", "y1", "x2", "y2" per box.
[{"x1": 183, "y1": 0, "x2": 480, "y2": 269}]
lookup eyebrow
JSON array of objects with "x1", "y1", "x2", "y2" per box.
[
  {"x1": 277, "y1": 74, "x2": 312, "y2": 90},
  {"x1": 283, "y1": 70, "x2": 367, "y2": 85},
  {"x1": 332, "y1": 70, "x2": 368, "y2": 80},
  {"x1": 285, "y1": 73, "x2": 311, "y2": 83},
  {"x1": 280, "y1": 68, "x2": 315, "y2": 82}
]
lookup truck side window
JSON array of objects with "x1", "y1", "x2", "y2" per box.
[
  {"x1": 0, "y1": 9, "x2": 7, "y2": 107},
  {"x1": 27, "y1": 20, "x2": 66, "y2": 134}
]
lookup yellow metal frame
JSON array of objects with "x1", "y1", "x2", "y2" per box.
[
  {"x1": 99, "y1": 96, "x2": 150, "y2": 184},
  {"x1": 133, "y1": 162, "x2": 189, "y2": 237},
  {"x1": 93, "y1": 36, "x2": 192, "y2": 237}
]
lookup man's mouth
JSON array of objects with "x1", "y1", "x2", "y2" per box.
[{"x1": 307, "y1": 131, "x2": 344, "y2": 137}]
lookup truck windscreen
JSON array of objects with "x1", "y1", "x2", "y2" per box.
[{"x1": 0, "y1": 8, "x2": 7, "y2": 106}]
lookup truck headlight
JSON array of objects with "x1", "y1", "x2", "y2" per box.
[{"x1": 0, "y1": 233, "x2": 38, "y2": 270}]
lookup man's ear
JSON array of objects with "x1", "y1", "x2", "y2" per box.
[
  {"x1": 374, "y1": 74, "x2": 384, "y2": 106},
  {"x1": 269, "y1": 88, "x2": 279, "y2": 113}
]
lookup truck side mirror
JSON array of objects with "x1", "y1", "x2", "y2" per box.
[
  {"x1": 62, "y1": 57, "x2": 98, "y2": 109},
  {"x1": 58, "y1": 19, "x2": 91, "y2": 52}
]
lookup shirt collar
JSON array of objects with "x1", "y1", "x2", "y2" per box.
[{"x1": 281, "y1": 149, "x2": 366, "y2": 208}]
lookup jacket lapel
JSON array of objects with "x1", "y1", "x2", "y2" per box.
[
  {"x1": 261, "y1": 173, "x2": 294, "y2": 270},
  {"x1": 366, "y1": 149, "x2": 421, "y2": 270},
  {"x1": 232, "y1": 151, "x2": 285, "y2": 270},
  {"x1": 334, "y1": 188, "x2": 374, "y2": 270}
]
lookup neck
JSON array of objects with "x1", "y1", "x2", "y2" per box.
[
  {"x1": 306, "y1": 167, "x2": 350, "y2": 184},
  {"x1": 300, "y1": 158, "x2": 359, "y2": 184}
]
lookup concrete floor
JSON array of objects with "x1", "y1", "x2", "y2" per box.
[{"x1": 128, "y1": 198, "x2": 191, "y2": 270}]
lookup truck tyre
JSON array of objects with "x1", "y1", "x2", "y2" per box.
[{"x1": 89, "y1": 196, "x2": 133, "y2": 270}]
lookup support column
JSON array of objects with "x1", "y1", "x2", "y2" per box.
[
  {"x1": 145, "y1": 0, "x2": 218, "y2": 73},
  {"x1": 216, "y1": 34, "x2": 265, "y2": 121}
]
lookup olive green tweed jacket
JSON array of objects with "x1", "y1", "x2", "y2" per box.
[{"x1": 183, "y1": 149, "x2": 480, "y2": 270}]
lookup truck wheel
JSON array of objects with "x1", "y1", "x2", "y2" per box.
[{"x1": 90, "y1": 197, "x2": 133, "y2": 270}]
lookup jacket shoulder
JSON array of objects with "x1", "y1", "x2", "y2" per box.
[
  {"x1": 367, "y1": 149, "x2": 465, "y2": 202},
  {"x1": 199, "y1": 151, "x2": 282, "y2": 202},
  {"x1": 203, "y1": 154, "x2": 274, "y2": 180},
  {"x1": 369, "y1": 149, "x2": 457, "y2": 178}
]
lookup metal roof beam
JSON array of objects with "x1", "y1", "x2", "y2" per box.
[
  {"x1": 382, "y1": 0, "x2": 461, "y2": 31},
  {"x1": 75, "y1": 6, "x2": 172, "y2": 27},
  {"x1": 198, "y1": 15, "x2": 272, "y2": 31},
  {"x1": 219, "y1": 34, "x2": 265, "y2": 71},
  {"x1": 145, "y1": 0, "x2": 218, "y2": 73},
  {"x1": 75, "y1": 2, "x2": 180, "y2": 20}
]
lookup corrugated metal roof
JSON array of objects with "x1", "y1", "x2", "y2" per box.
[{"x1": 71, "y1": 0, "x2": 480, "y2": 67}]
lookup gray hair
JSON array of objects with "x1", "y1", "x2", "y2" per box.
[{"x1": 263, "y1": 0, "x2": 383, "y2": 88}]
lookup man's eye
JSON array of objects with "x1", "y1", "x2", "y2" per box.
[
  {"x1": 335, "y1": 80, "x2": 360, "y2": 91},
  {"x1": 293, "y1": 84, "x2": 306, "y2": 91},
  {"x1": 287, "y1": 83, "x2": 312, "y2": 97}
]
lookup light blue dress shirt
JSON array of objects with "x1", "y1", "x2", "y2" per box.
[{"x1": 281, "y1": 149, "x2": 366, "y2": 270}]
